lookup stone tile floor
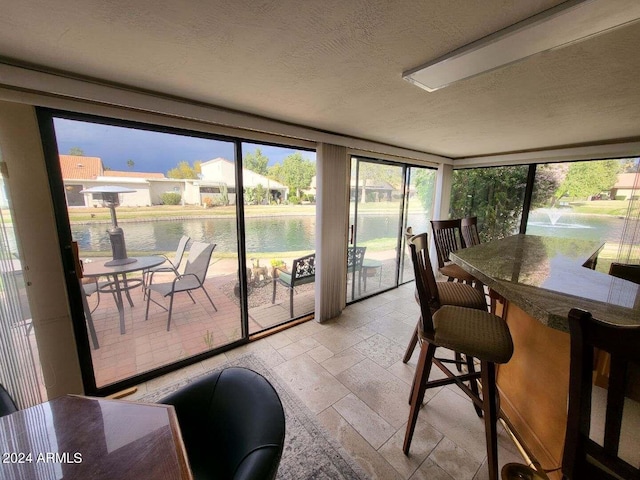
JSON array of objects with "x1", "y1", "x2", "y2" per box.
[{"x1": 128, "y1": 282, "x2": 526, "y2": 480}]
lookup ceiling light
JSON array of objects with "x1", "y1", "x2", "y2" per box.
[{"x1": 403, "y1": 0, "x2": 640, "y2": 92}]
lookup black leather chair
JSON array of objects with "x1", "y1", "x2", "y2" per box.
[
  {"x1": 161, "y1": 367, "x2": 285, "y2": 480},
  {"x1": 0, "y1": 384, "x2": 18, "y2": 418}
]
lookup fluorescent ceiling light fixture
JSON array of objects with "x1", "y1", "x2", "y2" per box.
[{"x1": 403, "y1": 0, "x2": 640, "y2": 92}]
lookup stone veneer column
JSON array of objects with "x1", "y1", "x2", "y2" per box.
[{"x1": 315, "y1": 143, "x2": 349, "y2": 322}]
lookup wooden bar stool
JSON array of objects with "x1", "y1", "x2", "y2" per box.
[
  {"x1": 561, "y1": 309, "x2": 640, "y2": 480},
  {"x1": 404, "y1": 233, "x2": 514, "y2": 480},
  {"x1": 431, "y1": 218, "x2": 476, "y2": 284},
  {"x1": 461, "y1": 216, "x2": 481, "y2": 247},
  {"x1": 401, "y1": 230, "x2": 487, "y2": 364}
]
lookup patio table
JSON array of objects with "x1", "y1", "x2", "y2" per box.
[{"x1": 82, "y1": 256, "x2": 165, "y2": 334}]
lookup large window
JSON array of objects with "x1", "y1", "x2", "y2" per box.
[
  {"x1": 450, "y1": 165, "x2": 530, "y2": 242},
  {"x1": 349, "y1": 157, "x2": 436, "y2": 301},
  {"x1": 451, "y1": 158, "x2": 640, "y2": 274},
  {"x1": 526, "y1": 159, "x2": 639, "y2": 272},
  {"x1": 241, "y1": 142, "x2": 317, "y2": 333},
  {"x1": 41, "y1": 112, "x2": 248, "y2": 391}
]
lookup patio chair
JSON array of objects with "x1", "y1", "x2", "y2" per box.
[
  {"x1": 80, "y1": 277, "x2": 102, "y2": 349},
  {"x1": 144, "y1": 235, "x2": 190, "y2": 285},
  {"x1": 272, "y1": 252, "x2": 316, "y2": 318},
  {"x1": 145, "y1": 241, "x2": 217, "y2": 331},
  {"x1": 346, "y1": 246, "x2": 367, "y2": 295}
]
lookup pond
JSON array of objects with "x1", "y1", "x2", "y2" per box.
[
  {"x1": 69, "y1": 210, "x2": 627, "y2": 255},
  {"x1": 526, "y1": 210, "x2": 626, "y2": 243}
]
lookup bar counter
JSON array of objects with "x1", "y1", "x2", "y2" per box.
[{"x1": 450, "y1": 234, "x2": 639, "y2": 477}]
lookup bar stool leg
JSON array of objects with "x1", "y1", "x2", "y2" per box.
[
  {"x1": 481, "y1": 360, "x2": 499, "y2": 480},
  {"x1": 403, "y1": 325, "x2": 419, "y2": 363},
  {"x1": 404, "y1": 342, "x2": 436, "y2": 454},
  {"x1": 466, "y1": 356, "x2": 483, "y2": 418}
]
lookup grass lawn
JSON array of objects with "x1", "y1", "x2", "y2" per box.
[{"x1": 568, "y1": 199, "x2": 634, "y2": 216}]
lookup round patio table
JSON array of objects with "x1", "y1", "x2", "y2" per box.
[{"x1": 82, "y1": 256, "x2": 165, "y2": 334}]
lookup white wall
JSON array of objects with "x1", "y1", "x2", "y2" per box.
[{"x1": 0, "y1": 101, "x2": 84, "y2": 399}]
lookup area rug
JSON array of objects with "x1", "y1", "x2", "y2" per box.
[{"x1": 139, "y1": 354, "x2": 368, "y2": 480}]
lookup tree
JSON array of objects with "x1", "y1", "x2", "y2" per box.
[
  {"x1": 68, "y1": 147, "x2": 84, "y2": 156},
  {"x1": 413, "y1": 169, "x2": 436, "y2": 213},
  {"x1": 126, "y1": 159, "x2": 135, "y2": 170},
  {"x1": 450, "y1": 165, "x2": 558, "y2": 242},
  {"x1": 358, "y1": 162, "x2": 403, "y2": 190},
  {"x1": 167, "y1": 160, "x2": 202, "y2": 179},
  {"x1": 269, "y1": 153, "x2": 315, "y2": 198},
  {"x1": 554, "y1": 160, "x2": 620, "y2": 200},
  {"x1": 243, "y1": 148, "x2": 269, "y2": 176}
]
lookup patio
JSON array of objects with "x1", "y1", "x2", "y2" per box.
[
  {"x1": 83, "y1": 253, "x2": 400, "y2": 387},
  {"x1": 82, "y1": 258, "x2": 316, "y2": 387}
]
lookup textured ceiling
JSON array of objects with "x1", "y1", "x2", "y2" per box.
[{"x1": 1, "y1": 0, "x2": 639, "y2": 158}]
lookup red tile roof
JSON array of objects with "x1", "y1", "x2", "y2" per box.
[
  {"x1": 59, "y1": 155, "x2": 103, "y2": 179},
  {"x1": 104, "y1": 170, "x2": 165, "y2": 179}
]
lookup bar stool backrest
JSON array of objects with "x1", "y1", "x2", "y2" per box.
[
  {"x1": 430, "y1": 219, "x2": 465, "y2": 268},
  {"x1": 563, "y1": 308, "x2": 640, "y2": 480},
  {"x1": 408, "y1": 233, "x2": 441, "y2": 336},
  {"x1": 461, "y1": 216, "x2": 481, "y2": 247}
]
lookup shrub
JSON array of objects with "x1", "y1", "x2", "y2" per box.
[
  {"x1": 288, "y1": 195, "x2": 300, "y2": 205},
  {"x1": 161, "y1": 192, "x2": 181, "y2": 205}
]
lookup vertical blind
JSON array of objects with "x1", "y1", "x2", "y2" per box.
[{"x1": 0, "y1": 162, "x2": 43, "y2": 408}]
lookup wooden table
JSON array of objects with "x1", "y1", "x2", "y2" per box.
[
  {"x1": 0, "y1": 395, "x2": 192, "y2": 480},
  {"x1": 451, "y1": 235, "x2": 640, "y2": 478}
]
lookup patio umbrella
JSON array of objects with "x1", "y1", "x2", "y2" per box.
[{"x1": 80, "y1": 186, "x2": 137, "y2": 266}]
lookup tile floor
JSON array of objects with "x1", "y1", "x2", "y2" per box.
[{"x1": 128, "y1": 282, "x2": 526, "y2": 480}]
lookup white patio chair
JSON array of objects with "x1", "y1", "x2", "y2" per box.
[
  {"x1": 143, "y1": 235, "x2": 191, "y2": 297},
  {"x1": 144, "y1": 241, "x2": 217, "y2": 331}
]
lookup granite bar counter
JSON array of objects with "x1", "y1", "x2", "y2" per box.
[
  {"x1": 451, "y1": 234, "x2": 640, "y2": 331},
  {"x1": 449, "y1": 234, "x2": 639, "y2": 477}
]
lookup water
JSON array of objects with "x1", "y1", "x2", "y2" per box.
[
  {"x1": 526, "y1": 210, "x2": 625, "y2": 242},
  {"x1": 63, "y1": 210, "x2": 628, "y2": 255}
]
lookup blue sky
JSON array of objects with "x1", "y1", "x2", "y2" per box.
[{"x1": 53, "y1": 118, "x2": 315, "y2": 174}]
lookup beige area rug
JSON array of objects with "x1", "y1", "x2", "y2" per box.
[{"x1": 139, "y1": 354, "x2": 367, "y2": 480}]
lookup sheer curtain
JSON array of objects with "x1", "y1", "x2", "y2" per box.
[
  {"x1": 0, "y1": 160, "x2": 43, "y2": 408},
  {"x1": 616, "y1": 162, "x2": 640, "y2": 264}
]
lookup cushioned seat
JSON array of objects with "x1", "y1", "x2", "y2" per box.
[
  {"x1": 403, "y1": 232, "x2": 487, "y2": 363},
  {"x1": 438, "y1": 262, "x2": 476, "y2": 283},
  {"x1": 161, "y1": 367, "x2": 286, "y2": 480}
]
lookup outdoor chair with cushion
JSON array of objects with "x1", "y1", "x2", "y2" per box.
[
  {"x1": 145, "y1": 241, "x2": 217, "y2": 331},
  {"x1": 161, "y1": 367, "x2": 285, "y2": 480},
  {"x1": 272, "y1": 252, "x2": 316, "y2": 318}
]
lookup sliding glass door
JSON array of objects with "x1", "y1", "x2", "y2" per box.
[
  {"x1": 348, "y1": 157, "x2": 436, "y2": 302},
  {"x1": 39, "y1": 110, "x2": 248, "y2": 394}
]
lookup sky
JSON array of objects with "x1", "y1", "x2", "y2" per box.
[{"x1": 53, "y1": 118, "x2": 315, "y2": 175}]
